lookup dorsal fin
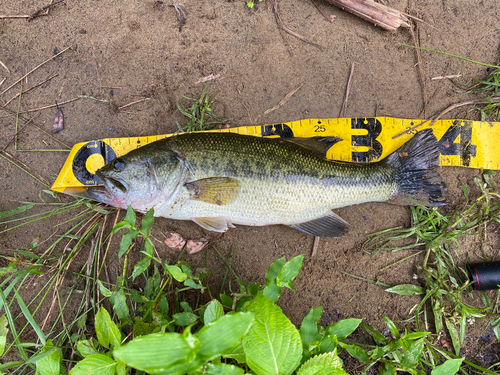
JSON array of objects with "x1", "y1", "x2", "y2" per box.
[{"x1": 283, "y1": 136, "x2": 343, "y2": 157}]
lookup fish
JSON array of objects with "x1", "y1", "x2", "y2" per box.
[{"x1": 86, "y1": 129, "x2": 447, "y2": 237}]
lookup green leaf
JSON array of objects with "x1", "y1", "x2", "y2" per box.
[
  {"x1": 327, "y1": 318, "x2": 362, "y2": 340},
  {"x1": 381, "y1": 362, "x2": 396, "y2": 375},
  {"x1": 265, "y1": 257, "x2": 286, "y2": 283},
  {"x1": 404, "y1": 331, "x2": 430, "y2": 340},
  {"x1": 362, "y1": 323, "x2": 387, "y2": 345},
  {"x1": 36, "y1": 339, "x2": 61, "y2": 375},
  {"x1": 277, "y1": 254, "x2": 304, "y2": 285},
  {"x1": 132, "y1": 256, "x2": 152, "y2": 280},
  {"x1": 111, "y1": 221, "x2": 131, "y2": 234},
  {"x1": 444, "y1": 319, "x2": 460, "y2": 356},
  {"x1": 401, "y1": 338, "x2": 424, "y2": 367},
  {"x1": 300, "y1": 307, "x2": 322, "y2": 349},
  {"x1": 124, "y1": 206, "x2": 136, "y2": 226},
  {"x1": 297, "y1": 350, "x2": 347, "y2": 375},
  {"x1": 431, "y1": 358, "x2": 464, "y2": 375},
  {"x1": 173, "y1": 312, "x2": 199, "y2": 326},
  {"x1": 95, "y1": 307, "x2": 121, "y2": 349},
  {"x1": 69, "y1": 354, "x2": 117, "y2": 375},
  {"x1": 197, "y1": 312, "x2": 255, "y2": 361},
  {"x1": 112, "y1": 332, "x2": 199, "y2": 374},
  {"x1": 0, "y1": 202, "x2": 34, "y2": 220},
  {"x1": 141, "y1": 208, "x2": 155, "y2": 236},
  {"x1": 385, "y1": 284, "x2": 425, "y2": 296},
  {"x1": 165, "y1": 264, "x2": 187, "y2": 282},
  {"x1": 222, "y1": 342, "x2": 246, "y2": 364},
  {"x1": 383, "y1": 315, "x2": 400, "y2": 339},
  {"x1": 116, "y1": 361, "x2": 126, "y2": 375},
  {"x1": 97, "y1": 281, "x2": 112, "y2": 297},
  {"x1": 119, "y1": 228, "x2": 138, "y2": 258},
  {"x1": 262, "y1": 279, "x2": 282, "y2": 303},
  {"x1": 76, "y1": 339, "x2": 98, "y2": 357},
  {"x1": 243, "y1": 292, "x2": 302, "y2": 375},
  {"x1": 0, "y1": 315, "x2": 7, "y2": 356},
  {"x1": 112, "y1": 288, "x2": 129, "y2": 322},
  {"x1": 184, "y1": 278, "x2": 206, "y2": 290},
  {"x1": 204, "y1": 300, "x2": 224, "y2": 326},
  {"x1": 206, "y1": 363, "x2": 244, "y2": 375},
  {"x1": 14, "y1": 289, "x2": 46, "y2": 345},
  {"x1": 338, "y1": 343, "x2": 369, "y2": 363}
]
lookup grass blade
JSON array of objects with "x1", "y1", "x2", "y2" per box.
[{"x1": 14, "y1": 289, "x2": 46, "y2": 345}]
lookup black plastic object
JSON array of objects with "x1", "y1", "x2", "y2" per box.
[{"x1": 467, "y1": 261, "x2": 500, "y2": 290}]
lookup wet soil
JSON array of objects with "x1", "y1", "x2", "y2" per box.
[{"x1": 1, "y1": 0, "x2": 500, "y2": 371}]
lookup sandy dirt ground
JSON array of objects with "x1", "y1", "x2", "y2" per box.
[{"x1": 1, "y1": 0, "x2": 500, "y2": 371}]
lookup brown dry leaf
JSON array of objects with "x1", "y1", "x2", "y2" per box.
[
  {"x1": 186, "y1": 236, "x2": 211, "y2": 254},
  {"x1": 52, "y1": 107, "x2": 64, "y2": 133},
  {"x1": 163, "y1": 232, "x2": 186, "y2": 251}
]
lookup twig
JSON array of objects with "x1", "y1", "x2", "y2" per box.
[
  {"x1": 339, "y1": 63, "x2": 354, "y2": 117},
  {"x1": 0, "y1": 60, "x2": 9, "y2": 73},
  {"x1": 117, "y1": 97, "x2": 151, "y2": 110},
  {"x1": 28, "y1": 0, "x2": 65, "y2": 22},
  {"x1": 0, "y1": 78, "x2": 5, "y2": 87},
  {"x1": 194, "y1": 73, "x2": 221, "y2": 85},
  {"x1": 409, "y1": 25, "x2": 427, "y2": 118},
  {"x1": 3, "y1": 74, "x2": 58, "y2": 106},
  {"x1": 310, "y1": 0, "x2": 334, "y2": 22},
  {"x1": 1, "y1": 97, "x2": 80, "y2": 115},
  {"x1": 264, "y1": 82, "x2": 305, "y2": 115},
  {"x1": 0, "y1": 46, "x2": 72, "y2": 96},
  {"x1": 431, "y1": 74, "x2": 462, "y2": 81},
  {"x1": 169, "y1": 3, "x2": 187, "y2": 31},
  {"x1": 3, "y1": 117, "x2": 35, "y2": 151},
  {"x1": 272, "y1": 0, "x2": 323, "y2": 50},
  {"x1": 312, "y1": 236, "x2": 320, "y2": 257},
  {"x1": 0, "y1": 15, "x2": 30, "y2": 19}
]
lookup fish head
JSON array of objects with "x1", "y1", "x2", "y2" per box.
[{"x1": 87, "y1": 144, "x2": 184, "y2": 212}]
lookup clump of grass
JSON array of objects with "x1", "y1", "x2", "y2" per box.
[
  {"x1": 175, "y1": 85, "x2": 232, "y2": 132},
  {"x1": 363, "y1": 170, "x2": 500, "y2": 363}
]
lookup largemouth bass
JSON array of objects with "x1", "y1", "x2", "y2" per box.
[{"x1": 87, "y1": 129, "x2": 447, "y2": 237}]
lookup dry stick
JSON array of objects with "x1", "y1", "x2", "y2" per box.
[
  {"x1": 3, "y1": 74, "x2": 58, "y2": 106},
  {"x1": 28, "y1": 0, "x2": 64, "y2": 21},
  {"x1": 339, "y1": 63, "x2": 355, "y2": 117},
  {"x1": 323, "y1": 0, "x2": 410, "y2": 31},
  {"x1": 392, "y1": 97, "x2": 500, "y2": 139},
  {"x1": 409, "y1": 25, "x2": 427, "y2": 118},
  {"x1": 311, "y1": 236, "x2": 320, "y2": 257},
  {"x1": 272, "y1": 0, "x2": 323, "y2": 50},
  {"x1": 310, "y1": 0, "x2": 334, "y2": 23},
  {"x1": 0, "y1": 15, "x2": 30, "y2": 19},
  {"x1": 431, "y1": 74, "x2": 462, "y2": 81},
  {"x1": 0, "y1": 60, "x2": 9, "y2": 73},
  {"x1": 118, "y1": 97, "x2": 151, "y2": 111},
  {"x1": 0, "y1": 46, "x2": 72, "y2": 96},
  {"x1": 264, "y1": 82, "x2": 305, "y2": 115}
]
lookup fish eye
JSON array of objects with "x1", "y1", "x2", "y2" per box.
[{"x1": 113, "y1": 159, "x2": 125, "y2": 172}]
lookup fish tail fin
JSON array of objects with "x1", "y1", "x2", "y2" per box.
[{"x1": 386, "y1": 129, "x2": 447, "y2": 206}]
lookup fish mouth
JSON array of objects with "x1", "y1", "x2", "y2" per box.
[{"x1": 96, "y1": 171, "x2": 128, "y2": 193}]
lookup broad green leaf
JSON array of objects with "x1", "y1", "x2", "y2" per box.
[
  {"x1": 141, "y1": 208, "x2": 155, "y2": 236},
  {"x1": 144, "y1": 240, "x2": 155, "y2": 257},
  {"x1": 112, "y1": 288, "x2": 129, "y2": 322},
  {"x1": 132, "y1": 256, "x2": 152, "y2": 280},
  {"x1": 404, "y1": 331, "x2": 430, "y2": 340},
  {"x1": 383, "y1": 315, "x2": 400, "y2": 339},
  {"x1": 173, "y1": 312, "x2": 199, "y2": 326},
  {"x1": 206, "y1": 362, "x2": 244, "y2": 375},
  {"x1": 362, "y1": 323, "x2": 387, "y2": 345},
  {"x1": 220, "y1": 294, "x2": 233, "y2": 308},
  {"x1": 116, "y1": 361, "x2": 126, "y2": 375},
  {"x1": 76, "y1": 339, "x2": 98, "y2": 357},
  {"x1": 69, "y1": 354, "x2": 117, "y2": 375},
  {"x1": 184, "y1": 278, "x2": 206, "y2": 290},
  {"x1": 300, "y1": 307, "x2": 322, "y2": 349},
  {"x1": 204, "y1": 300, "x2": 224, "y2": 326},
  {"x1": 368, "y1": 346, "x2": 385, "y2": 360},
  {"x1": 36, "y1": 339, "x2": 61, "y2": 375},
  {"x1": 338, "y1": 343, "x2": 369, "y2": 363},
  {"x1": 297, "y1": 350, "x2": 346, "y2": 375},
  {"x1": 327, "y1": 318, "x2": 362, "y2": 340},
  {"x1": 318, "y1": 334, "x2": 338, "y2": 354},
  {"x1": 381, "y1": 362, "x2": 396, "y2": 375},
  {"x1": 265, "y1": 257, "x2": 286, "y2": 283},
  {"x1": 97, "y1": 281, "x2": 112, "y2": 297},
  {"x1": 444, "y1": 319, "x2": 460, "y2": 356},
  {"x1": 112, "y1": 332, "x2": 199, "y2": 374},
  {"x1": 385, "y1": 284, "x2": 424, "y2": 296},
  {"x1": 401, "y1": 338, "x2": 424, "y2": 367},
  {"x1": 111, "y1": 221, "x2": 131, "y2": 233},
  {"x1": 0, "y1": 202, "x2": 34, "y2": 220},
  {"x1": 119, "y1": 228, "x2": 138, "y2": 258},
  {"x1": 0, "y1": 315, "x2": 7, "y2": 356},
  {"x1": 95, "y1": 307, "x2": 121, "y2": 349},
  {"x1": 277, "y1": 254, "x2": 304, "y2": 284},
  {"x1": 431, "y1": 358, "x2": 464, "y2": 375},
  {"x1": 197, "y1": 312, "x2": 255, "y2": 361},
  {"x1": 165, "y1": 264, "x2": 187, "y2": 282},
  {"x1": 222, "y1": 342, "x2": 246, "y2": 364},
  {"x1": 243, "y1": 293, "x2": 302, "y2": 375},
  {"x1": 262, "y1": 279, "x2": 282, "y2": 303},
  {"x1": 124, "y1": 206, "x2": 136, "y2": 226}
]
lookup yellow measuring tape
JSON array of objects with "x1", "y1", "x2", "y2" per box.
[{"x1": 52, "y1": 117, "x2": 500, "y2": 193}]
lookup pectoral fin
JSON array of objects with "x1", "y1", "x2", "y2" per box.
[
  {"x1": 289, "y1": 212, "x2": 350, "y2": 237},
  {"x1": 284, "y1": 136, "x2": 342, "y2": 157},
  {"x1": 185, "y1": 177, "x2": 241, "y2": 205},
  {"x1": 192, "y1": 217, "x2": 235, "y2": 233}
]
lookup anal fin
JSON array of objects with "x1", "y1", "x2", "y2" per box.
[
  {"x1": 289, "y1": 212, "x2": 350, "y2": 238},
  {"x1": 192, "y1": 217, "x2": 235, "y2": 233}
]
